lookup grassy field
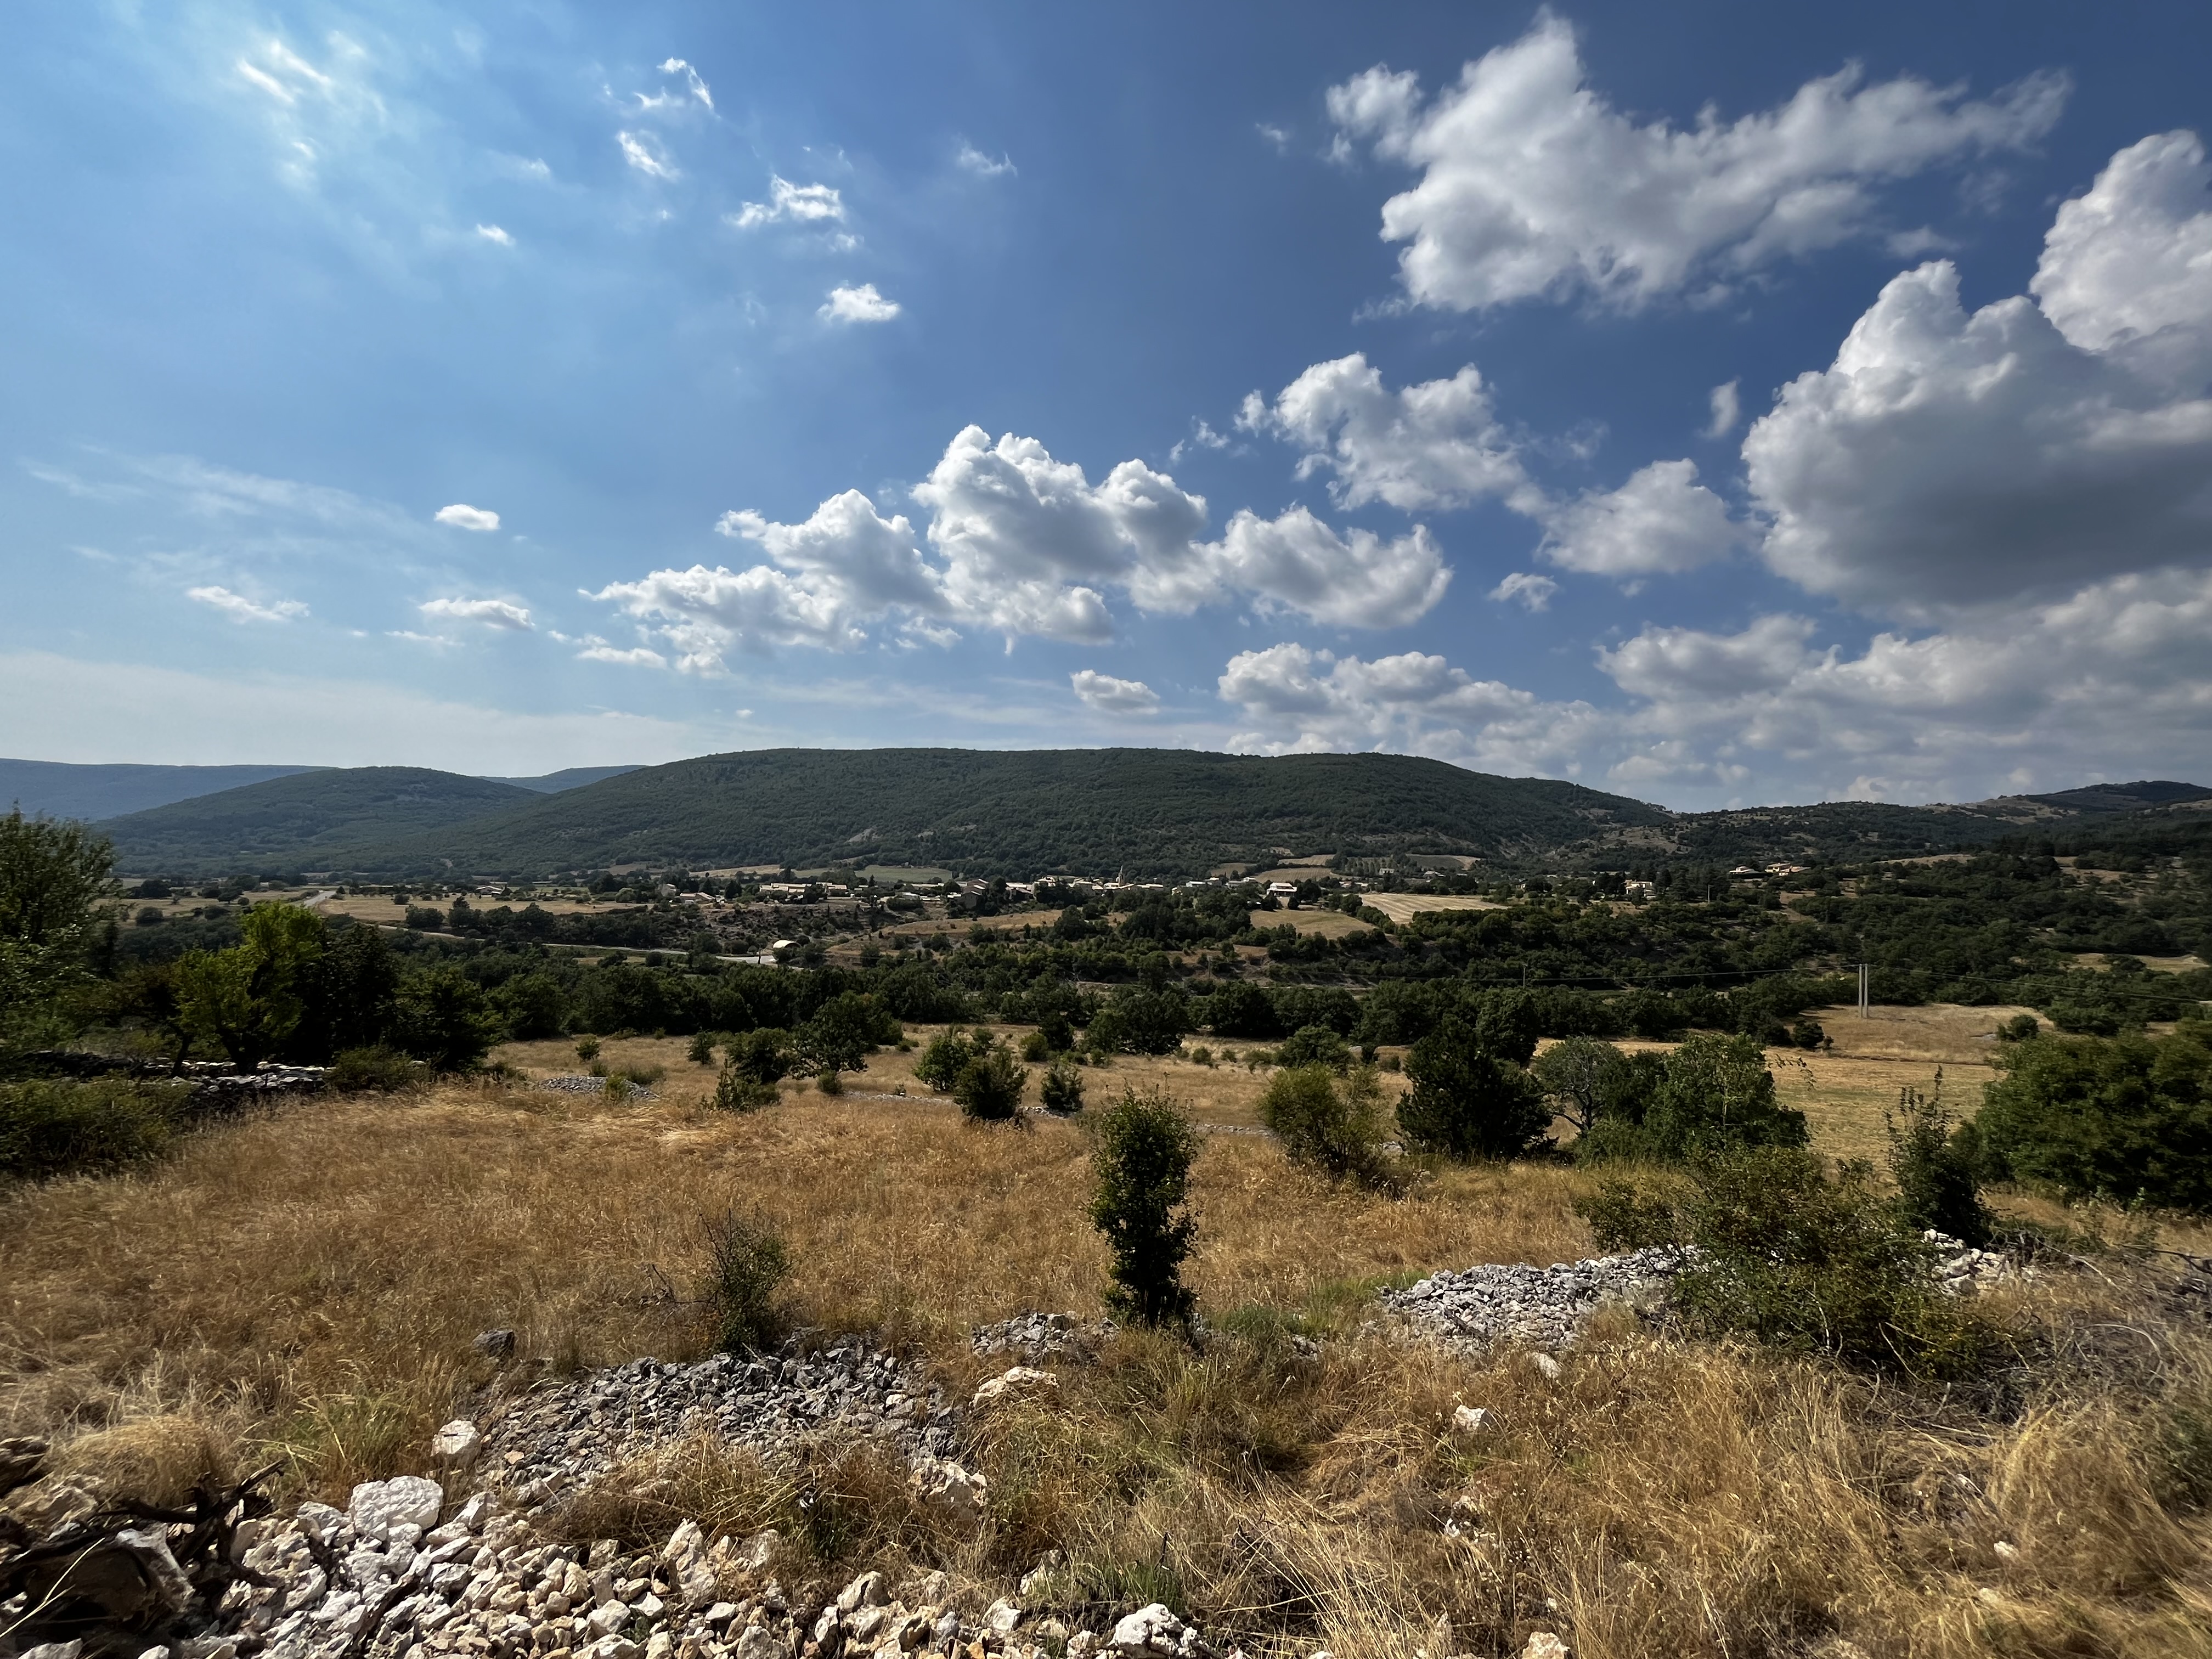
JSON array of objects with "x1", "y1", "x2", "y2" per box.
[
  {"x1": 1358, "y1": 893, "x2": 1505, "y2": 924},
  {"x1": 8, "y1": 1014, "x2": 2212, "y2": 1657}
]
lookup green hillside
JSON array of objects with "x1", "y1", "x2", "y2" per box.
[
  {"x1": 342, "y1": 748, "x2": 1677, "y2": 878},
  {"x1": 100, "y1": 767, "x2": 539, "y2": 874}
]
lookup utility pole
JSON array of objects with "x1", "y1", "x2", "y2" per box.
[{"x1": 1857, "y1": 962, "x2": 1871, "y2": 1018}]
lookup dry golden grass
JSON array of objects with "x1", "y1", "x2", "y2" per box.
[
  {"x1": 8, "y1": 1062, "x2": 2212, "y2": 1657},
  {"x1": 1357, "y1": 894, "x2": 1504, "y2": 925},
  {"x1": 1245, "y1": 909, "x2": 1378, "y2": 939}
]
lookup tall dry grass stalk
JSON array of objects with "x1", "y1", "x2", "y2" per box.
[{"x1": 4, "y1": 1081, "x2": 2210, "y2": 1657}]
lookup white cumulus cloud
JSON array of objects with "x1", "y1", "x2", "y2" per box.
[
  {"x1": 475, "y1": 223, "x2": 513, "y2": 247},
  {"x1": 1197, "y1": 508, "x2": 1451, "y2": 628},
  {"x1": 1329, "y1": 15, "x2": 2066, "y2": 312},
  {"x1": 733, "y1": 176, "x2": 845, "y2": 227},
  {"x1": 594, "y1": 491, "x2": 941, "y2": 665},
  {"x1": 435, "y1": 503, "x2": 501, "y2": 532},
  {"x1": 1239, "y1": 352, "x2": 1534, "y2": 512},
  {"x1": 576, "y1": 644, "x2": 669, "y2": 668},
  {"x1": 188, "y1": 585, "x2": 308, "y2": 624},
  {"x1": 1540, "y1": 460, "x2": 1742, "y2": 577},
  {"x1": 1745, "y1": 133, "x2": 2212, "y2": 616},
  {"x1": 420, "y1": 597, "x2": 532, "y2": 630},
  {"x1": 1705, "y1": 380, "x2": 1742, "y2": 438},
  {"x1": 1070, "y1": 670, "x2": 1160, "y2": 715},
  {"x1": 820, "y1": 283, "x2": 900, "y2": 324}
]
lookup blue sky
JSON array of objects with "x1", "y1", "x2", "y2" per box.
[{"x1": 5, "y1": 2, "x2": 2210, "y2": 806}]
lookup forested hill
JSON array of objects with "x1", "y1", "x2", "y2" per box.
[
  {"x1": 101, "y1": 768, "x2": 539, "y2": 873},
  {"x1": 347, "y1": 748, "x2": 1675, "y2": 878}
]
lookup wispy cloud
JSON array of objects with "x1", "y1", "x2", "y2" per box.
[
  {"x1": 732, "y1": 176, "x2": 844, "y2": 227},
  {"x1": 475, "y1": 223, "x2": 513, "y2": 247},
  {"x1": 956, "y1": 143, "x2": 1015, "y2": 177},
  {"x1": 188, "y1": 584, "x2": 308, "y2": 623},
  {"x1": 618, "y1": 130, "x2": 678, "y2": 179},
  {"x1": 657, "y1": 58, "x2": 714, "y2": 111},
  {"x1": 420, "y1": 596, "x2": 532, "y2": 629}
]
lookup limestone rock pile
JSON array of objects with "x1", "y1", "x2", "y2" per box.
[
  {"x1": 1924, "y1": 1231, "x2": 2034, "y2": 1295},
  {"x1": 1379, "y1": 1248, "x2": 1690, "y2": 1354},
  {"x1": 479, "y1": 1343, "x2": 955, "y2": 1512}
]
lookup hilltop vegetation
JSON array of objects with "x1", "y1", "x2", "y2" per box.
[
  {"x1": 100, "y1": 767, "x2": 540, "y2": 874},
  {"x1": 76, "y1": 743, "x2": 2212, "y2": 882}
]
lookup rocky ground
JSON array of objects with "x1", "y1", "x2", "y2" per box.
[
  {"x1": 478, "y1": 1341, "x2": 957, "y2": 1514},
  {"x1": 1378, "y1": 1247, "x2": 1690, "y2": 1356}
]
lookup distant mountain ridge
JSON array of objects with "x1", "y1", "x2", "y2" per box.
[
  {"x1": 53, "y1": 751, "x2": 2212, "y2": 878},
  {"x1": 0, "y1": 760, "x2": 321, "y2": 821}
]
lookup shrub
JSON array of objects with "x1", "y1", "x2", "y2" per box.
[
  {"x1": 724, "y1": 1028, "x2": 794, "y2": 1086},
  {"x1": 1259, "y1": 1063, "x2": 1393, "y2": 1188},
  {"x1": 953, "y1": 1044, "x2": 1027, "y2": 1121},
  {"x1": 614, "y1": 1060, "x2": 665, "y2": 1087},
  {"x1": 1037, "y1": 1008, "x2": 1075, "y2": 1053},
  {"x1": 1040, "y1": 1059, "x2": 1086, "y2": 1114},
  {"x1": 1397, "y1": 1013, "x2": 1549, "y2": 1160},
  {"x1": 915, "y1": 1028, "x2": 986, "y2": 1092},
  {"x1": 2049, "y1": 1003, "x2": 2123, "y2": 1037},
  {"x1": 1019, "y1": 1030, "x2": 1051, "y2": 1063},
  {"x1": 574, "y1": 1035, "x2": 602, "y2": 1063},
  {"x1": 1090, "y1": 1086, "x2": 1200, "y2": 1329},
  {"x1": 325, "y1": 1045, "x2": 421, "y2": 1094},
  {"x1": 817, "y1": 1068, "x2": 845, "y2": 1096},
  {"x1": 712, "y1": 1060, "x2": 779, "y2": 1113},
  {"x1": 795, "y1": 992, "x2": 897, "y2": 1074},
  {"x1": 1579, "y1": 1149, "x2": 2011, "y2": 1376},
  {"x1": 1997, "y1": 1013, "x2": 2041, "y2": 1042},
  {"x1": 0, "y1": 1079, "x2": 185, "y2": 1182},
  {"x1": 704, "y1": 1210, "x2": 790, "y2": 1353},
  {"x1": 1887, "y1": 1079, "x2": 1991, "y2": 1246},
  {"x1": 687, "y1": 1031, "x2": 720, "y2": 1065},
  {"x1": 1274, "y1": 1024, "x2": 1352, "y2": 1073}
]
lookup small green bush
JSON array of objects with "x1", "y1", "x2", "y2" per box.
[
  {"x1": 0, "y1": 1079, "x2": 186, "y2": 1183},
  {"x1": 1019, "y1": 1029, "x2": 1051, "y2": 1063},
  {"x1": 574, "y1": 1035, "x2": 601, "y2": 1063},
  {"x1": 954, "y1": 1044, "x2": 1028, "y2": 1121},
  {"x1": 1090, "y1": 1087, "x2": 1200, "y2": 1329},
  {"x1": 1274, "y1": 1024, "x2": 1353, "y2": 1073},
  {"x1": 723, "y1": 1028, "x2": 794, "y2": 1086},
  {"x1": 1887, "y1": 1079, "x2": 1991, "y2": 1246},
  {"x1": 1577, "y1": 1149, "x2": 2013, "y2": 1378},
  {"x1": 1259, "y1": 1063, "x2": 1395, "y2": 1188},
  {"x1": 613, "y1": 1060, "x2": 665, "y2": 1087},
  {"x1": 1997, "y1": 1013, "x2": 2041, "y2": 1043},
  {"x1": 704, "y1": 1210, "x2": 790, "y2": 1353},
  {"x1": 817, "y1": 1068, "x2": 845, "y2": 1096},
  {"x1": 325, "y1": 1045, "x2": 421, "y2": 1094},
  {"x1": 687, "y1": 1031, "x2": 721, "y2": 1065},
  {"x1": 915, "y1": 1028, "x2": 985, "y2": 1091},
  {"x1": 1040, "y1": 1059, "x2": 1086, "y2": 1114},
  {"x1": 711, "y1": 1060, "x2": 780, "y2": 1113}
]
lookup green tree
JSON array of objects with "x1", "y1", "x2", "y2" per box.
[
  {"x1": 1040, "y1": 1058, "x2": 1086, "y2": 1114},
  {"x1": 1397, "y1": 1012, "x2": 1549, "y2": 1160},
  {"x1": 174, "y1": 903, "x2": 326, "y2": 1070},
  {"x1": 0, "y1": 811, "x2": 116, "y2": 1051},
  {"x1": 1274, "y1": 1023, "x2": 1353, "y2": 1072},
  {"x1": 390, "y1": 967, "x2": 502, "y2": 1071},
  {"x1": 794, "y1": 991, "x2": 895, "y2": 1074},
  {"x1": 915, "y1": 1027, "x2": 987, "y2": 1091},
  {"x1": 1531, "y1": 1035, "x2": 1637, "y2": 1137},
  {"x1": 1090, "y1": 1087, "x2": 1200, "y2": 1329},
  {"x1": 1640, "y1": 1033, "x2": 1808, "y2": 1159},
  {"x1": 1971, "y1": 1029, "x2": 2212, "y2": 1210}
]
